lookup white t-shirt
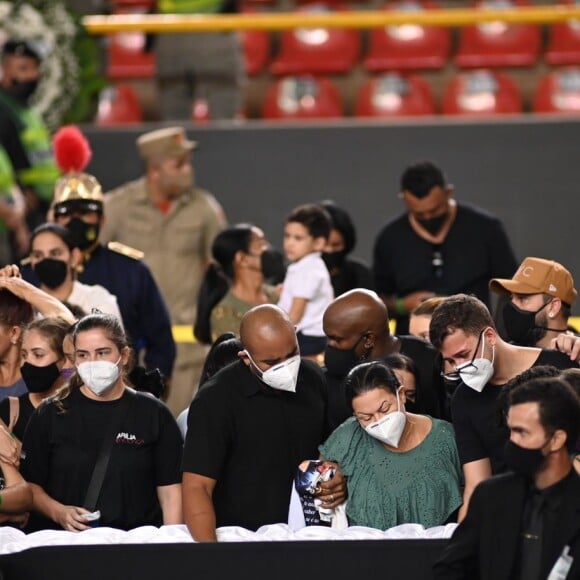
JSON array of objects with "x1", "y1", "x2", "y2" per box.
[
  {"x1": 68, "y1": 281, "x2": 124, "y2": 327},
  {"x1": 278, "y1": 252, "x2": 334, "y2": 336}
]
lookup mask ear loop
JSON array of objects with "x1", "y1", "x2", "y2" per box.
[
  {"x1": 480, "y1": 328, "x2": 495, "y2": 366},
  {"x1": 243, "y1": 350, "x2": 264, "y2": 378},
  {"x1": 395, "y1": 386, "x2": 403, "y2": 413}
]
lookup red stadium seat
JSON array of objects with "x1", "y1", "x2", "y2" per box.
[
  {"x1": 95, "y1": 85, "x2": 143, "y2": 125},
  {"x1": 364, "y1": 1, "x2": 451, "y2": 71},
  {"x1": 269, "y1": 5, "x2": 361, "y2": 75},
  {"x1": 533, "y1": 67, "x2": 580, "y2": 113},
  {"x1": 546, "y1": 0, "x2": 580, "y2": 65},
  {"x1": 262, "y1": 76, "x2": 343, "y2": 119},
  {"x1": 106, "y1": 1, "x2": 155, "y2": 79},
  {"x1": 241, "y1": 0, "x2": 274, "y2": 5},
  {"x1": 110, "y1": 0, "x2": 154, "y2": 6},
  {"x1": 442, "y1": 70, "x2": 523, "y2": 115},
  {"x1": 355, "y1": 73, "x2": 436, "y2": 116},
  {"x1": 455, "y1": 0, "x2": 541, "y2": 68},
  {"x1": 242, "y1": 30, "x2": 271, "y2": 75}
]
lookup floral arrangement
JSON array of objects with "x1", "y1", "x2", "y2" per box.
[{"x1": 0, "y1": 0, "x2": 103, "y2": 130}]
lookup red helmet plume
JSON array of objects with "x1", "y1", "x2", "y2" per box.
[{"x1": 53, "y1": 125, "x2": 92, "y2": 173}]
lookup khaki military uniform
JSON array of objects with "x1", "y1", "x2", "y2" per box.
[{"x1": 101, "y1": 177, "x2": 225, "y2": 415}]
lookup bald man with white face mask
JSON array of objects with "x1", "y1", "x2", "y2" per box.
[{"x1": 182, "y1": 305, "x2": 345, "y2": 542}]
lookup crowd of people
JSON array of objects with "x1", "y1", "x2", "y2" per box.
[{"x1": 0, "y1": 35, "x2": 580, "y2": 580}]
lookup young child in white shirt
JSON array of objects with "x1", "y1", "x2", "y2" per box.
[{"x1": 278, "y1": 204, "x2": 334, "y2": 357}]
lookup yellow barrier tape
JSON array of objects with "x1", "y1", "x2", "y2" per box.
[
  {"x1": 84, "y1": 6, "x2": 580, "y2": 33},
  {"x1": 173, "y1": 325, "x2": 196, "y2": 344}
]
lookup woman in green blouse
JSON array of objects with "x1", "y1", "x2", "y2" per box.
[{"x1": 320, "y1": 361, "x2": 462, "y2": 530}]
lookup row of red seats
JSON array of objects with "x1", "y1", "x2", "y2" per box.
[
  {"x1": 107, "y1": 0, "x2": 580, "y2": 79},
  {"x1": 95, "y1": 68, "x2": 580, "y2": 123}
]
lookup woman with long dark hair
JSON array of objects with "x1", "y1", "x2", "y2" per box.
[
  {"x1": 28, "y1": 223, "x2": 122, "y2": 322},
  {"x1": 194, "y1": 224, "x2": 278, "y2": 344},
  {"x1": 319, "y1": 201, "x2": 373, "y2": 298}
]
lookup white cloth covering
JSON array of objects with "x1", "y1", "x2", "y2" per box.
[{"x1": 0, "y1": 523, "x2": 458, "y2": 554}]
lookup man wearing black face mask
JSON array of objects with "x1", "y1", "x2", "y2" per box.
[
  {"x1": 0, "y1": 39, "x2": 59, "y2": 230},
  {"x1": 490, "y1": 256, "x2": 578, "y2": 349},
  {"x1": 434, "y1": 377, "x2": 580, "y2": 580},
  {"x1": 322, "y1": 289, "x2": 446, "y2": 431},
  {"x1": 372, "y1": 161, "x2": 517, "y2": 334}
]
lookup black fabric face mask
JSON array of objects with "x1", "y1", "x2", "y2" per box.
[
  {"x1": 502, "y1": 300, "x2": 561, "y2": 346},
  {"x1": 7, "y1": 79, "x2": 39, "y2": 104},
  {"x1": 21, "y1": 361, "x2": 61, "y2": 393},
  {"x1": 324, "y1": 335, "x2": 368, "y2": 378},
  {"x1": 34, "y1": 258, "x2": 68, "y2": 289},
  {"x1": 503, "y1": 439, "x2": 548, "y2": 479},
  {"x1": 416, "y1": 213, "x2": 448, "y2": 236},
  {"x1": 261, "y1": 248, "x2": 286, "y2": 284},
  {"x1": 322, "y1": 250, "x2": 348, "y2": 271},
  {"x1": 66, "y1": 218, "x2": 100, "y2": 251}
]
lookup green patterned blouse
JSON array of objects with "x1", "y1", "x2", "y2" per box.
[{"x1": 320, "y1": 417, "x2": 462, "y2": 530}]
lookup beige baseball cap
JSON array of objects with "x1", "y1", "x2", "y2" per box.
[
  {"x1": 490, "y1": 257, "x2": 577, "y2": 306},
  {"x1": 137, "y1": 127, "x2": 197, "y2": 161}
]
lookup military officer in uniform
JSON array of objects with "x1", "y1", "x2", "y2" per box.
[
  {"x1": 101, "y1": 126, "x2": 226, "y2": 416},
  {"x1": 22, "y1": 165, "x2": 176, "y2": 384}
]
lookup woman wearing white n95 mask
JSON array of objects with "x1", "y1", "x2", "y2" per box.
[
  {"x1": 20, "y1": 313, "x2": 183, "y2": 533},
  {"x1": 319, "y1": 361, "x2": 462, "y2": 530}
]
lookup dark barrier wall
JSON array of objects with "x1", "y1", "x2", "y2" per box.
[
  {"x1": 84, "y1": 117, "x2": 580, "y2": 314},
  {"x1": 0, "y1": 539, "x2": 448, "y2": 580}
]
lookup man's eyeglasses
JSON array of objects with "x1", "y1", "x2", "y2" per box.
[{"x1": 440, "y1": 330, "x2": 483, "y2": 382}]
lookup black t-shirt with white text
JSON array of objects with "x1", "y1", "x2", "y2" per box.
[{"x1": 21, "y1": 388, "x2": 183, "y2": 532}]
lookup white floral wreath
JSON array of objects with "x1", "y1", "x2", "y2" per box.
[{"x1": 0, "y1": 1, "x2": 80, "y2": 131}]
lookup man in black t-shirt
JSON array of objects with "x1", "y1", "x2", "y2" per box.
[
  {"x1": 323, "y1": 289, "x2": 447, "y2": 431},
  {"x1": 372, "y1": 161, "x2": 517, "y2": 334},
  {"x1": 182, "y1": 305, "x2": 344, "y2": 541},
  {"x1": 430, "y1": 294, "x2": 577, "y2": 521}
]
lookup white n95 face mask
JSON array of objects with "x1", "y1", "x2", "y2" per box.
[
  {"x1": 364, "y1": 390, "x2": 407, "y2": 448},
  {"x1": 245, "y1": 351, "x2": 301, "y2": 393},
  {"x1": 77, "y1": 357, "x2": 121, "y2": 396},
  {"x1": 457, "y1": 337, "x2": 495, "y2": 393}
]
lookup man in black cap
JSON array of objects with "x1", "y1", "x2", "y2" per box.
[{"x1": 0, "y1": 39, "x2": 59, "y2": 230}]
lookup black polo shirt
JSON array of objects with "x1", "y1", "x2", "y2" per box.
[{"x1": 182, "y1": 359, "x2": 327, "y2": 531}]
